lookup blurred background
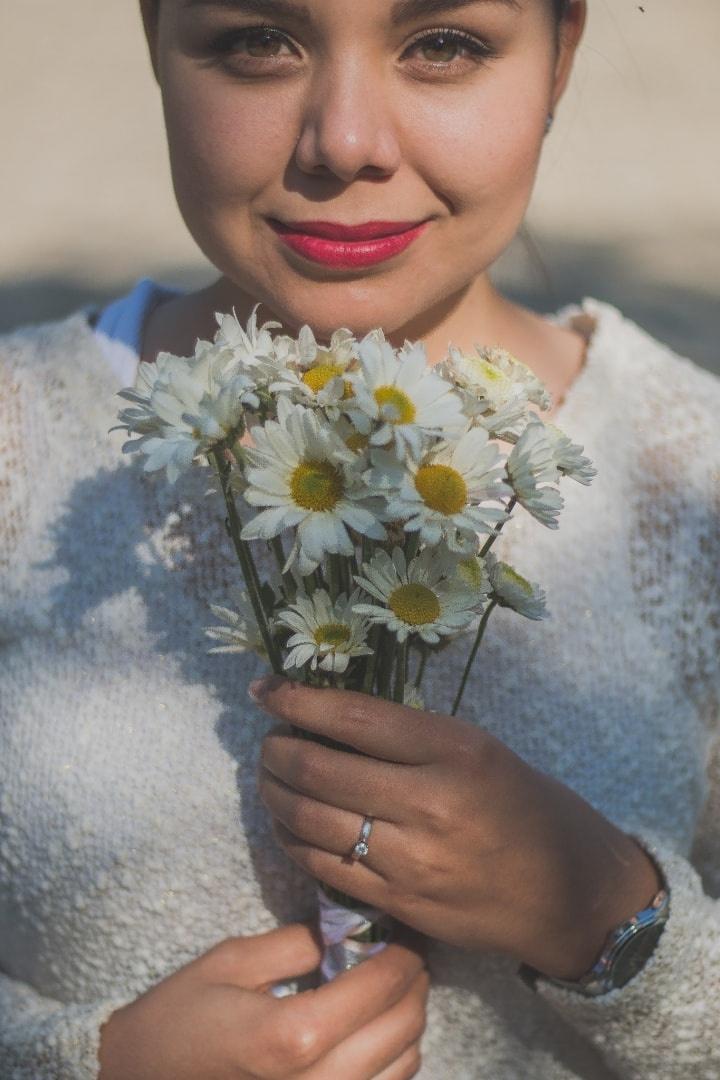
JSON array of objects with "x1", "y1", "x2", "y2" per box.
[{"x1": 1, "y1": 0, "x2": 718, "y2": 371}]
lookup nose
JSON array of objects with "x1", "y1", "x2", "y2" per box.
[{"x1": 293, "y1": 54, "x2": 402, "y2": 183}]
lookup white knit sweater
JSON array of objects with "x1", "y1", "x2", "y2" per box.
[{"x1": 1, "y1": 298, "x2": 719, "y2": 1080}]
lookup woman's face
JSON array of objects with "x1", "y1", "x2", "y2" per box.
[{"x1": 144, "y1": 0, "x2": 583, "y2": 339}]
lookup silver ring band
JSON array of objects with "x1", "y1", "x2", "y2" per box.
[{"x1": 350, "y1": 815, "x2": 373, "y2": 860}]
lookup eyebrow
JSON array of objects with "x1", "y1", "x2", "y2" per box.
[
  {"x1": 185, "y1": 0, "x2": 312, "y2": 24},
  {"x1": 184, "y1": 0, "x2": 521, "y2": 27},
  {"x1": 390, "y1": 0, "x2": 521, "y2": 24}
]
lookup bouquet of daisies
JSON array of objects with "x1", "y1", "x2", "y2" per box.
[{"x1": 115, "y1": 304, "x2": 595, "y2": 982}]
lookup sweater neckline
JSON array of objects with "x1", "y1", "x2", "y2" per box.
[{"x1": 542, "y1": 297, "x2": 612, "y2": 429}]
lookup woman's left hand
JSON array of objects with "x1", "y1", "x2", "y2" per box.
[{"x1": 252, "y1": 675, "x2": 661, "y2": 980}]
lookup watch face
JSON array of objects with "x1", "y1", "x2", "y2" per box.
[{"x1": 613, "y1": 923, "x2": 667, "y2": 988}]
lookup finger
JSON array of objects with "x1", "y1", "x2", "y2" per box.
[
  {"x1": 260, "y1": 764, "x2": 406, "y2": 869},
  {"x1": 248, "y1": 675, "x2": 443, "y2": 764},
  {"x1": 202, "y1": 922, "x2": 323, "y2": 991},
  {"x1": 299, "y1": 968, "x2": 429, "y2": 1080},
  {"x1": 260, "y1": 727, "x2": 414, "y2": 822},
  {"x1": 271, "y1": 818, "x2": 394, "y2": 912},
  {"x1": 279, "y1": 939, "x2": 426, "y2": 1063},
  {"x1": 371, "y1": 1040, "x2": 423, "y2": 1080}
]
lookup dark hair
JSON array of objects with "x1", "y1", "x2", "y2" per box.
[{"x1": 553, "y1": 0, "x2": 571, "y2": 19}]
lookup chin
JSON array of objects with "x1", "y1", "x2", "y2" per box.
[{"x1": 244, "y1": 271, "x2": 444, "y2": 344}]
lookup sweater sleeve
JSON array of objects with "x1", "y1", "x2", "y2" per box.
[
  {"x1": 0, "y1": 969, "x2": 135, "y2": 1080},
  {"x1": 526, "y1": 349, "x2": 720, "y2": 1077},
  {"x1": 528, "y1": 827, "x2": 720, "y2": 1078}
]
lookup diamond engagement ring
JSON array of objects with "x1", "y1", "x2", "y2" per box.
[{"x1": 350, "y1": 815, "x2": 373, "y2": 860}]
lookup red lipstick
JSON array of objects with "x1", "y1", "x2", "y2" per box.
[{"x1": 268, "y1": 218, "x2": 430, "y2": 268}]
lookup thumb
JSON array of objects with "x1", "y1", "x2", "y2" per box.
[{"x1": 205, "y1": 921, "x2": 323, "y2": 992}]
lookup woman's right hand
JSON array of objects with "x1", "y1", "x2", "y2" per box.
[{"x1": 97, "y1": 920, "x2": 430, "y2": 1080}]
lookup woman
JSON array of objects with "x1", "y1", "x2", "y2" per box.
[{"x1": 1, "y1": 0, "x2": 718, "y2": 1077}]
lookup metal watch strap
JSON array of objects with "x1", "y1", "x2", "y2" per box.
[{"x1": 518, "y1": 885, "x2": 670, "y2": 997}]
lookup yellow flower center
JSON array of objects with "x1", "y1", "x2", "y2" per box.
[
  {"x1": 478, "y1": 359, "x2": 504, "y2": 382},
  {"x1": 458, "y1": 556, "x2": 485, "y2": 590},
  {"x1": 414, "y1": 463, "x2": 467, "y2": 514},
  {"x1": 388, "y1": 583, "x2": 441, "y2": 626},
  {"x1": 501, "y1": 565, "x2": 533, "y2": 594},
  {"x1": 313, "y1": 622, "x2": 352, "y2": 647},
  {"x1": 301, "y1": 363, "x2": 353, "y2": 398},
  {"x1": 465, "y1": 357, "x2": 512, "y2": 394},
  {"x1": 374, "y1": 385, "x2": 416, "y2": 425},
  {"x1": 345, "y1": 431, "x2": 370, "y2": 453},
  {"x1": 290, "y1": 459, "x2": 344, "y2": 511}
]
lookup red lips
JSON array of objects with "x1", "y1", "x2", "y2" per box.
[{"x1": 268, "y1": 218, "x2": 431, "y2": 268}]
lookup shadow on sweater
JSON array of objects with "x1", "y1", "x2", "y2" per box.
[{"x1": 39, "y1": 458, "x2": 315, "y2": 925}]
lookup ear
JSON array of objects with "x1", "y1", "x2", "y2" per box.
[
  {"x1": 139, "y1": 0, "x2": 162, "y2": 84},
  {"x1": 551, "y1": 0, "x2": 587, "y2": 112}
]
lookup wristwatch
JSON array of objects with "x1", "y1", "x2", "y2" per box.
[{"x1": 518, "y1": 884, "x2": 670, "y2": 997}]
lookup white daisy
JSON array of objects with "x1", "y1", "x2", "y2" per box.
[
  {"x1": 544, "y1": 424, "x2": 597, "y2": 486},
  {"x1": 295, "y1": 325, "x2": 357, "y2": 369},
  {"x1": 443, "y1": 343, "x2": 551, "y2": 412},
  {"x1": 115, "y1": 351, "x2": 180, "y2": 438},
  {"x1": 506, "y1": 417, "x2": 564, "y2": 529},
  {"x1": 116, "y1": 342, "x2": 259, "y2": 483},
  {"x1": 276, "y1": 588, "x2": 373, "y2": 674},
  {"x1": 332, "y1": 415, "x2": 372, "y2": 459},
  {"x1": 487, "y1": 554, "x2": 548, "y2": 620},
  {"x1": 345, "y1": 332, "x2": 466, "y2": 461},
  {"x1": 269, "y1": 326, "x2": 359, "y2": 420},
  {"x1": 377, "y1": 426, "x2": 511, "y2": 553},
  {"x1": 116, "y1": 364, "x2": 193, "y2": 474},
  {"x1": 239, "y1": 397, "x2": 386, "y2": 577},
  {"x1": 214, "y1": 302, "x2": 282, "y2": 371},
  {"x1": 454, "y1": 552, "x2": 492, "y2": 604},
  {"x1": 352, "y1": 546, "x2": 478, "y2": 644},
  {"x1": 204, "y1": 590, "x2": 269, "y2": 658},
  {"x1": 473, "y1": 400, "x2": 533, "y2": 443},
  {"x1": 403, "y1": 684, "x2": 426, "y2": 710}
]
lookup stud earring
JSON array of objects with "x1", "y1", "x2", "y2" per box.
[{"x1": 545, "y1": 112, "x2": 555, "y2": 135}]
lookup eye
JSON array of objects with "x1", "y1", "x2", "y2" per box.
[
  {"x1": 209, "y1": 25, "x2": 299, "y2": 69},
  {"x1": 403, "y1": 28, "x2": 496, "y2": 71}
]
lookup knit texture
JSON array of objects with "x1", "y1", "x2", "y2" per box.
[{"x1": 1, "y1": 299, "x2": 719, "y2": 1079}]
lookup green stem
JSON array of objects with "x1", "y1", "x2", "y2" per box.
[
  {"x1": 376, "y1": 628, "x2": 394, "y2": 700},
  {"x1": 269, "y1": 535, "x2": 286, "y2": 577},
  {"x1": 291, "y1": 720, "x2": 391, "y2": 944},
  {"x1": 480, "y1": 497, "x2": 517, "y2": 559},
  {"x1": 340, "y1": 554, "x2": 353, "y2": 598},
  {"x1": 270, "y1": 536, "x2": 297, "y2": 603},
  {"x1": 327, "y1": 554, "x2": 340, "y2": 603},
  {"x1": 450, "y1": 600, "x2": 498, "y2": 716},
  {"x1": 414, "y1": 641, "x2": 428, "y2": 688},
  {"x1": 360, "y1": 535, "x2": 374, "y2": 568},
  {"x1": 213, "y1": 450, "x2": 283, "y2": 674},
  {"x1": 361, "y1": 625, "x2": 381, "y2": 695},
  {"x1": 404, "y1": 530, "x2": 420, "y2": 563},
  {"x1": 393, "y1": 637, "x2": 407, "y2": 703}
]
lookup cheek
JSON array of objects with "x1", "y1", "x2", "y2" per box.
[
  {"x1": 161, "y1": 65, "x2": 297, "y2": 218},
  {"x1": 403, "y1": 62, "x2": 549, "y2": 223}
]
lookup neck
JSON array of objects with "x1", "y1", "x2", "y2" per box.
[
  {"x1": 141, "y1": 272, "x2": 589, "y2": 413},
  {"x1": 146, "y1": 271, "x2": 524, "y2": 358}
]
